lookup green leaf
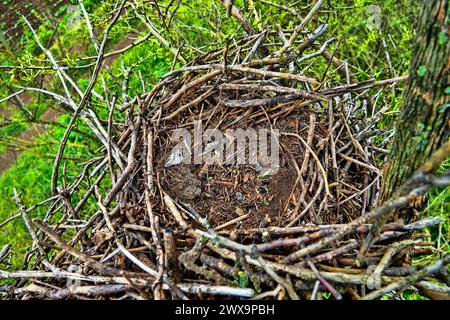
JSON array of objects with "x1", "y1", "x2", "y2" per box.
[
  {"x1": 237, "y1": 271, "x2": 249, "y2": 288},
  {"x1": 417, "y1": 65, "x2": 427, "y2": 77},
  {"x1": 438, "y1": 31, "x2": 448, "y2": 45},
  {"x1": 438, "y1": 104, "x2": 450, "y2": 113},
  {"x1": 444, "y1": 87, "x2": 450, "y2": 95}
]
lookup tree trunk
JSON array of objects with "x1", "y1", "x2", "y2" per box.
[
  {"x1": 380, "y1": 0, "x2": 450, "y2": 201},
  {"x1": 357, "y1": 0, "x2": 449, "y2": 265}
]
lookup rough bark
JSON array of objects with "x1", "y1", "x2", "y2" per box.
[{"x1": 380, "y1": 0, "x2": 450, "y2": 201}]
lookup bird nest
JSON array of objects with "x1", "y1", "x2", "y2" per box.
[{"x1": 3, "y1": 26, "x2": 445, "y2": 301}]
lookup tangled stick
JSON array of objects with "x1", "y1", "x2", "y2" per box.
[{"x1": 1, "y1": 3, "x2": 448, "y2": 300}]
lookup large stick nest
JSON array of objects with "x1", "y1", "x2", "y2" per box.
[{"x1": 2, "y1": 25, "x2": 447, "y2": 300}]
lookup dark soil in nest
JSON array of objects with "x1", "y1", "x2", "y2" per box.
[{"x1": 155, "y1": 111, "x2": 365, "y2": 230}]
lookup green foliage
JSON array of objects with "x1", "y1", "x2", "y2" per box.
[
  {"x1": 401, "y1": 290, "x2": 429, "y2": 300},
  {"x1": 0, "y1": 150, "x2": 54, "y2": 250},
  {"x1": 421, "y1": 158, "x2": 450, "y2": 254},
  {"x1": 444, "y1": 87, "x2": 450, "y2": 95},
  {"x1": 54, "y1": 4, "x2": 71, "y2": 17},
  {"x1": 0, "y1": 118, "x2": 101, "y2": 269},
  {"x1": 417, "y1": 65, "x2": 428, "y2": 77},
  {"x1": 438, "y1": 30, "x2": 449, "y2": 45},
  {"x1": 331, "y1": 0, "x2": 415, "y2": 76},
  {"x1": 321, "y1": 292, "x2": 331, "y2": 299},
  {"x1": 236, "y1": 271, "x2": 249, "y2": 288},
  {"x1": 438, "y1": 103, "x2": 450, "y2": 113}
]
